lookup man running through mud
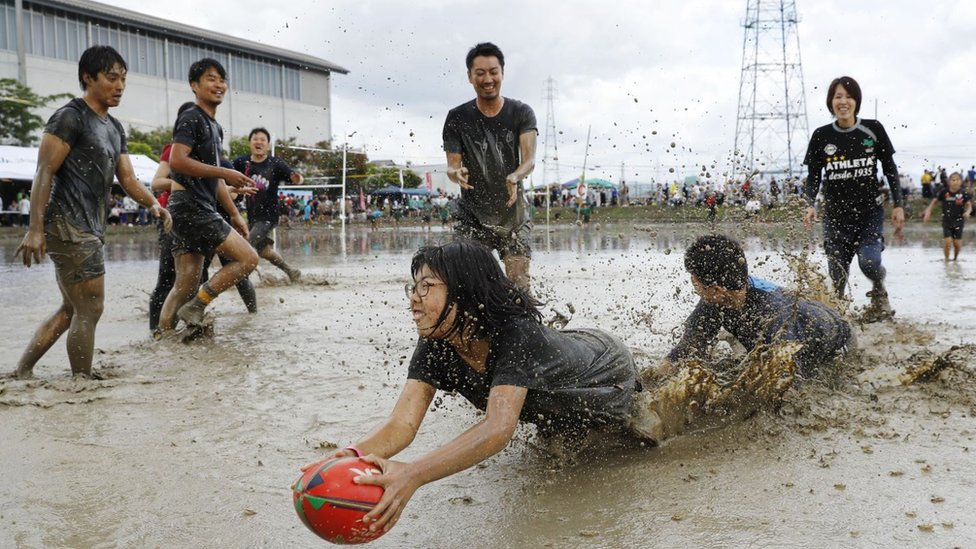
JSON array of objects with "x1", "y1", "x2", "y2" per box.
[
  {"x1": 158, "y1": 58, "x2": 258, "y2": 337},
  {"x1": 443, "y1": 42, "x2": 537, "y2": 290},
  {"x1": 232, "y1": 127, "x2": 303, "y2": 282},
  {"x1": 13, "y1": 46, "x2": 171, "y2": 378}
]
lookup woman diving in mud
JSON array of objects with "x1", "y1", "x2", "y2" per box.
[
  {"x1": 313, "y1": 239, "x2": 666, "y2": 533},
  {"x1": 308, "y1": 238, "x2": 800, "y2": 534}
]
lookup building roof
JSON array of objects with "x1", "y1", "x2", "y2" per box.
[{"x1": 29, "y1": 0, "x2": 350, "y2": 74}]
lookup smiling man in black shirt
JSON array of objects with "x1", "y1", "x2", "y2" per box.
[
  {"x1": 443, "y1": 42, "x2": 537, "y2": 290},
  {"x1": 13, "y1": 46, "x2": 171, "y2": 378},
  {"x1": 232, "y1": 127, "x2": 302, "y2": 281},
  {"x1": 158, "y1": 58, "x2": 259, "y2": 336}
]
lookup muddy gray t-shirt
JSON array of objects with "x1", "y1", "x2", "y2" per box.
[
  {"x1": 172, "y1": 105, "x2": 223, "y2": 210},
  {"x1": 408, "y1": 317, "x2": 637, "y2": 434},
  {"x1": 44, "y1": 98, "x2": 127, "y2": 239},
  {"x1": 442, "y1": 98, "x2": 537, "y2": 227}
]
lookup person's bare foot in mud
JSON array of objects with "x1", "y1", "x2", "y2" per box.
[
  {"x1": 153, "y1": 328, "x2": 182, "y2": 343},
  {"x1": 8, "y1": 367, "x2": 35, "y2": 381},
  {"x1": 179, "y1": 317, "x2": 215, "y2": 343}
]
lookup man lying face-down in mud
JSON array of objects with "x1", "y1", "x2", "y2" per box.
[{"x1": 655, "y1": 234, "x2": 855, "y2": 385}]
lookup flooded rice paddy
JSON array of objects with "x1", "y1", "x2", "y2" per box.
[{"x1": 1, "y1": 222, "x2": 974, "y2": 548}]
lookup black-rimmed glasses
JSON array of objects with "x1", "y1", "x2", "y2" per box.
[{"x1": 404, "y1": 280, "x2": 444, "y2": 299}]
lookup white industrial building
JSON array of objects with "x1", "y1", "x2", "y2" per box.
[{"x1": 0, "y1": 0, "x2": 348, "y2": 144}]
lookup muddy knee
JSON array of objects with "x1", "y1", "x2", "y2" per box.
[{"x1": 243, "y1": 248, "x2": 260, "y2": 272}]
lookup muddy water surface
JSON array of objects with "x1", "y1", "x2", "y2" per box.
[{"x1": 1, "y1": 223, "x2": 974, "y2": 548}]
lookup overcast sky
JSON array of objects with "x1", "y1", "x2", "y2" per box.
[{"x1": 102, "y1": 0, "x2": 976, "y2": 185}]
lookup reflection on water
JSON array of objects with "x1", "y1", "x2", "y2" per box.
[
  {"x1": 0, "y1": 222, "x2": 966, "y2": 268},
  {"x1": 2, "y1": 223, "x2": 973, "y2": 335}
]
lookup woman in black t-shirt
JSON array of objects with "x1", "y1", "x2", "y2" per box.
[
  {"x1": 310, "y1": 239, "x2": 661, "y2": 534},
  {"x1": 802, "y1": 76, "x2": 905, "y2": 322}
]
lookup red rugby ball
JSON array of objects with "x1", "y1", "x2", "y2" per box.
[{"x1": 292, "y1": 457, "x2": 386, "y2": 544}]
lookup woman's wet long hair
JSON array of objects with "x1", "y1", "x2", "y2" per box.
[{"x1": 411, "y1": 239, "x2": 542, "y2": 341}]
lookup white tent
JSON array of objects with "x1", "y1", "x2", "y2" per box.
[{"x1": 0, "y1": 145, "x2": 158, "y2": 185}]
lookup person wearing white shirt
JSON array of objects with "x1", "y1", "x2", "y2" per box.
[{"x1": 19, "y1": 195, "x2": 30, "y2": 226}]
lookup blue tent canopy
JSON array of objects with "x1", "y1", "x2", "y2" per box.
[
  {"x1": 369, "y1": 186, "x2": 432, "y2": 197},
  {"x1": 402, "y1": 187, "x2": 432, "y2": 196},
  {"x1": 560, "y1": 177, "x2": 616, "y2": 189}
]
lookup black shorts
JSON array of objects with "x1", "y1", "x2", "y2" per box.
[
  {"x1": 44, "y1": 217, "x2": 105, "y2": 285},
  {"x1": 453, "y1": 210, "x2": 532, "y2": 260},
  {"x1": 248, "y1": 219, "x2": 276, "y2": 250},
  {"x1": 168, "y1": 191, "x2": 232, "y2": 256},
  {"x1": 943, "y1": 219, "x2": 964, "y2": 239}
]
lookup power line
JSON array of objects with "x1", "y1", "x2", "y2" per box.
[
  {"x1": 732, "y1": 0, "x2": 810, "y2": 179},
  {"x1": 541, "y1": 76, "x2": 560, "y2": 187}
]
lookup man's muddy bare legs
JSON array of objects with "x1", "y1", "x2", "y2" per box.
[
  {"x1": 14, "y1": 303, "x2": 72, "y2": 378},
  {"x1": 207, "y1": 232, "x2": 259, "y2": 295},
  {"x1": 259, "y1": 244, "x2": 300, "y2": 281},
  {"x1": 174, "y1": 233, "x2": 258, "y2": 327},
  {"x1": 159, "y1": 253, "x2": 205, "y2": 331},
  {"x1": 63, "y1": 276, "x2": 104, "y2": 376},
  {"x1": 15, "y1": 276, "x2": 104, "y2": 378}
]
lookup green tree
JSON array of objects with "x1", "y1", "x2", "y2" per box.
[
  {"x1": 0, "y1": 79, "x2": 72, "y2": 146},
  {"x1": 363, "y1": 166, "x2": 422, "y2": 192},
  {"x1": 274, "y1": 138, "x2": 371, "y2": 189},
  {"x1": 127, "y1": 126, "x2": 172, "y2": 159},
  {"x1": 228, "y1": 135, "x2": 249, "y2": 159},
  {"x1": 126, "y1": 141, "x2": 154, "y2": 159}
]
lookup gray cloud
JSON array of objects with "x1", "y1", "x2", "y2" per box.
[{"x1": 103, "y1": 0, "x2": 976, "y2": 182}]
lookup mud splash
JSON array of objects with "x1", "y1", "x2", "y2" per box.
[{"x1": 1, "y1": 225, "x2": 974, "y2": 547}]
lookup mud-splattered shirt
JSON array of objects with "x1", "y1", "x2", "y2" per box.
[
  {"x1": 171, "y1": 105, "x2": 223, "y2": 211},
  {"x1": 668, "y1": 277, "x2": 852, "y2": 377},
  {"x1": 232, "y1": 155, "x2": 294, "y2": 224},
  {"x1": 443, "y1": 98, "x2": 537, "y2": 227},
  {"x1": 934, "y1": 187, "x2": 972, "y2": 225},
  {"x1": 43, "y1": 98, "x2": 128, "y2": 239},
  {"x1": 408, "y1": 317, "x2": 637, "y2": 435},
  {"x1": 804, "y1": 118, "x2": 902, "y2": 221}
]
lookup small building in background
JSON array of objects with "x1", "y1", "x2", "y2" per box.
[{"x1": 0, "y1": 0, "x2": 348, "y2": 144}]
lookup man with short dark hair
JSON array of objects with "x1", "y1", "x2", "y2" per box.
[
  {"x1": 232, "y1": 127, "x2": 302, "y2": 281},
  {"x1": 443, "y1": 42, "x2": 537, "y2": 290},
  {"x1": 158, "y1": 58, "x2": 259, "y2": 336},
  {"x1": 657, "y1": 235, "x2": 853, "y2": 381},
  {"x1": 13, "y1": 45, "x2": 171, "y2": 378}
]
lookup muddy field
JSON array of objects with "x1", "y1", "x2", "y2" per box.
[{"x1": 1, "y1": 223, "x2": 974, "y2": 548}]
